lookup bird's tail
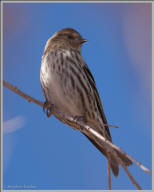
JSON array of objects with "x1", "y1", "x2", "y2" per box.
[{"x1": 83, "y1": 134, "x2": 132, "y2": 177}]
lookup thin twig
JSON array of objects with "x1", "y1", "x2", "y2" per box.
[
  {"x1": 107, "y1": 154, "x2": 111, "y2": 190},
  {"x1": 3, "y1": 81, "x2": 43, "y2": 107},
  {"x1": 3, "y1": 80, "x2": 152, "y2": 189},
  {"x1": 110, "y1": 149, "x2": 142, "y2": 190},
  {"x1": 104, "y1": 124, "x2": 119, "y2": 128},
  {"x1": 80, "y1": 124, "x2": 143, "y2": 189}
]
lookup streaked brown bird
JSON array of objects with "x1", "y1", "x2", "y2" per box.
[{"x1": 40, "y1": 28, "x2": 132, "y2": 177}]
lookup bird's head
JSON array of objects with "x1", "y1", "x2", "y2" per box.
[{"x1": 46, "y1": 28, "x2": 87, "y2": 52}]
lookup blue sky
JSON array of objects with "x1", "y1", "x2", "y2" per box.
[{"x1": 3, "y1": 2, "x2": 152, "y2": 190}]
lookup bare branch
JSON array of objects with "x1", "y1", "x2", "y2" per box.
[
  {"x1": 116, "y1": 154, "x2": 142, "y2": 190},
  {"x1": 3, "y1": 80, "x2": 152, "y2": 190},
  {"x1": 3, "y1": 81, "x2": 43, "y2": 107},
  {"x1": 107, "y1": 153, "x2": 111, "y2": 190}
]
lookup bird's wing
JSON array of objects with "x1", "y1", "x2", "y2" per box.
[{"x1": 83, "y1": 64, "x2": 112, "y2": 141}]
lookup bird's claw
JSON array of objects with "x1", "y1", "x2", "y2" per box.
[
  {"x1": 43, "y1": 101, "x2": 54, "y2": 117},
  {"x1": 43, "y1": 101, "x2": 48, "y2": 112}
]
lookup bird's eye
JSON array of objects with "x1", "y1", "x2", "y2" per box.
[{"x1": 68, "y1": 35, "x2": 73, "y2": 39}]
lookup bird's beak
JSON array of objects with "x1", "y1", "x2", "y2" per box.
[
  {"x1": 76, "y1": 38, "x2": 87, "y2": 45},
  {"x1": 81, "y1": 39, "x2": 87, "y2": 43}
]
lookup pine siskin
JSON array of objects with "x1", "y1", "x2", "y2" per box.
[{"x1": 40, "y1": 28, "x2": 132, "y2": 177}]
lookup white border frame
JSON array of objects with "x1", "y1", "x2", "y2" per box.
[{"x1": 1, "y1": 1, "x2": 153, "y2": 192}]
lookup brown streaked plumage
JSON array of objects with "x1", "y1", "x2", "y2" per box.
[{"x1": 40, "y1": 28, "x2": 132, "y2": 177}]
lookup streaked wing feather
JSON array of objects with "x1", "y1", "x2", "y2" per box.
[{"x1": 83, "y1": 64, "x2": 112, "y2": 141}]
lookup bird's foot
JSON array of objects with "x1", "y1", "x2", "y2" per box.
[{"x1": 43, "y1": 101, "x2": 54, "y2": 117}]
